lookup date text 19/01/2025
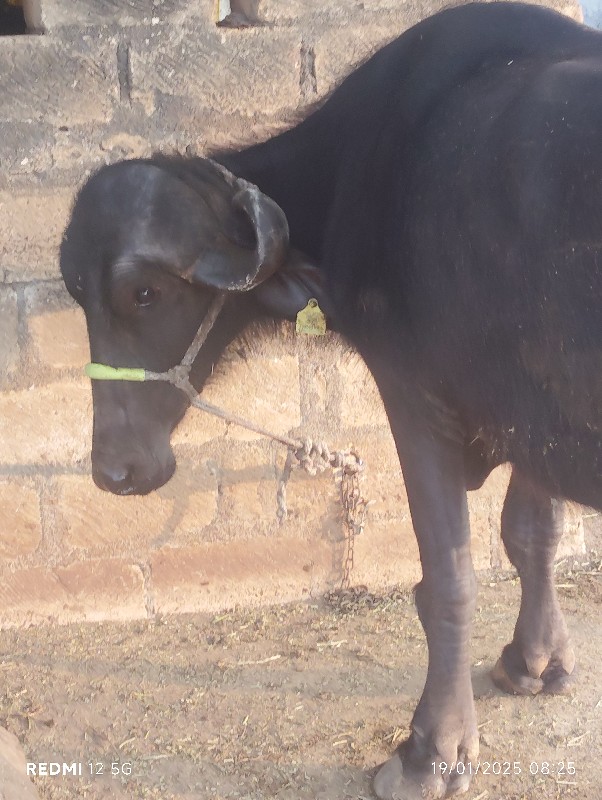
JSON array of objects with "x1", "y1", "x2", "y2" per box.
[
  {"x1": 434, "y1": 760, "x2": 577, "y2": 777},
  {"x1": 24, "y1": 760, "x2": 579, "y2": 781}
]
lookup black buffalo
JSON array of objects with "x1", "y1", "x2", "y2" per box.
[{"x1": 60, "y1": 3, "x2": 602, "y2": 797}]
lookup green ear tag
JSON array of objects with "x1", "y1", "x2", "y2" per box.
[
  {"x1": 295, "y1": 298, "x2": 327, "y2": 336},
  {"x1": 85, "y1": 363, "x2": 147, "y2": 382}
]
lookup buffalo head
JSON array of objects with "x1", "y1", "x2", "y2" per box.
[{"x1": 60, "y1": 157, "x2": 326, "y2": 495}]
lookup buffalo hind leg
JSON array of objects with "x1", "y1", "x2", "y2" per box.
[
  {"x1": 491, "y1": 467, "x2": 576, "y2": 695},
  {"x1": 373, "y1": 397, "x2": 479, "y2": 799}
]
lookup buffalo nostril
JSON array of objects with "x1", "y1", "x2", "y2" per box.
[
  {"x1": 92, "y1": 451, "x2": 176, "y2": 496},
  {"x1": 93, "y1": 463, "x2": 138, "y2": 496}
]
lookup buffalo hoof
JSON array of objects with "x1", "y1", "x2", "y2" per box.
[
  {"x1": 491, "y1": 641, "x2": 577, "y2": 696},
  {"x1": 373, "y1": 744, "x2": 473, "y2": 799}
]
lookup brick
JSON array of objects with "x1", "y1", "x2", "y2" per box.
[
  {"x1": 172, "y1": 340, "x2": 301, "y2": 446},
  {"x1": 0, "y1": 286, "x2": 19, "y2": 383},
  {"x1": 218, "y1": 480, "x2": 280, "y2": 538},
  {"x1": 535, "y1": 0, "x2": 584, "y2": 22},
  {"x1": 0, "y1": 119, "x2": 56, "y2": 178},
  {"x1": 0, "y1": 380, "x2": 91, "y2": 464},
  {"x1": 314, "y1": 17, "x2": 409, "y2": 98},
  {"x1": 54, "y1": 559, "x2": 145, "y2": 617},
  {"x1": 41, "y1": 131, "x2": 157, "y2": 193},
  {"x1": 25, "y1": 285, "x2": 89, "y2": 370},
  {"x1": 0, "y1": 189, "x2": 74, "y2": 282},
  {"x1": 0, "y1": 560, "x2": 146, "y2": 627},
  {"x1": 352, "y1": 519, "x2": 422, "y2": 588},
  {"x1": 279, "y1": 469, "x2": 341, "y2": 534},
  {"x1": 220, "y1": 480, "x2": 265, "y2": 518},
  {"x1": 557, "y1": 502, "x2": 586, "y2": 558},
  {"x1": 46, "y1": 117, "x2": 156, "y2": 179},
  {"x1": 56, "y1": 475, "x2": 173, "y2": 554},
  {"x1": 560, "y1": 0, "x2": 585, "y2": 21},
  {"x1": 151, "y1": 535, "x2": 336, "y2": 614},
  {"x1": 172, "y1": 480, "x2": 219, "y2": 539},
  {"x1": 215, "y1": 440, "x2": 276, "y2": 473},
  {"x1": 168, "y1": 0, "x2": 584, "y2": 31},
  {"x1": 295, "y1": 334, "x2": 352, "y2": 432},
  {"x1": 357, "y1": 461, "x2": 408, "y2": 527},
  {"x1": 300, "y1": 364, "x2": 329, "y2": 414},
  {"x1": 313, "y1": 0, "x2": 582, "y2": 100},
  {"x1": 171, "y1": 404, "x2": 228, "y2": 447},
  {"x1": 146, "y1": 106, "x2": 291, "y2": 157},
  {"x1": 0, "y1": 727, "x2": 41, "y2": 800},
  {"x1": 0, "y1": 479, "x2": 42, "y2": 560},
  {"x1": 37, "y1": 0, "x2": 154, "y2": 29},
  {"x1": 0, "y1": 36, "x2": 118, "y2": 127},
  {"x1": 337, "y1": 356, "x2": 389, "y2": 429},
  {"x1": 57, "y1": 465, "x2": 217, "y2": 555},
  {"x1": 182, "y1": 441, "x2": 285, "y2": 538},
  {"x1": 130, "y1": 25, "x2": 301, "y2": 119},
  {"x1": 143, "y1": 460, "x2": 219, "y2": 546},
  {"x1": 191, "y1": 353, "x2": 301, "y2": 442},
  {"x1": 98, "y1": 131, "x2": 152, "y2": 159},
  {"x1": 125, "y1": 0, "x2": 214, "y2": 24},
  {"x1": 261, "y1": 0, "x2": 424, "y2": 26},
  {"x1": 350, "y1": 430, "x2": 401, "y2": 475},
  {"x1": 315, "y1": 0, "x2": 584, "y2": 94}
]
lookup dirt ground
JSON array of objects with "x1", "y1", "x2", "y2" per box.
[{"x1": 0, "y1": 562, "x2": 600, "y2": 800}]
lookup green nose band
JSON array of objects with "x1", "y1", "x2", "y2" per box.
[{"x1": 85, "y1": 363, "x2": 147, "y2": 382}]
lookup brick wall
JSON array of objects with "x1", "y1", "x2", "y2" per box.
[{"x1": 0, "y1": 0, "x2": 587, "y2": 627}]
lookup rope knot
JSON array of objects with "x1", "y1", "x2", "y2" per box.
[{"x1": 295, "y1": 438, "x2": 332, "y2": 475}]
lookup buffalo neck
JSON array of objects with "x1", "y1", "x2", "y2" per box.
[{"x1": 213, "y1": 107, "x2": 340, "y2": 267}]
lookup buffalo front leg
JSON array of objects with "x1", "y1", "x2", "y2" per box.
[
  {"x1": 373, "y1": 401, "x2": 479, "y2": 799},
  {"x1": 491, "y1": 468, "x2": 576, "y2": 695}
]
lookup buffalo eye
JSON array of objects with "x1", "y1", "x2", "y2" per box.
[{"x1": 134, "y1": 287, "x2": 159, "y2": 308}]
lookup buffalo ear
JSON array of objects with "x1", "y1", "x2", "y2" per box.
[
  {"x1": 186, "y1": 165, "x2": 290, "y2": 292},
  {"x1": 254, "y1": 249, "x2": 332, "y2": 321}
]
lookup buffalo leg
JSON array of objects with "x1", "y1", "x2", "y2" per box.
[
  {"x1": 491, "y1": 468, "x2": 576, "y2": 695},
  {"x1": 373, "y1": 399, "x2": 479, "y2": 800}
]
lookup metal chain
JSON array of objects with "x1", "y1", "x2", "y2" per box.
[
  {"x1": 277, "y1": 439, "x2": 370, "y2": 588},
  {"x1": 339, "y1": 463, "x2": 370, "y2": 588}
]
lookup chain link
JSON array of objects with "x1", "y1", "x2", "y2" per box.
[
  {"x1": 339, "y1": 464, "x2": 370, "y2": 589},
  {"x1": 277, "y1": 440, "x2": 370, "y2": 588}
]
